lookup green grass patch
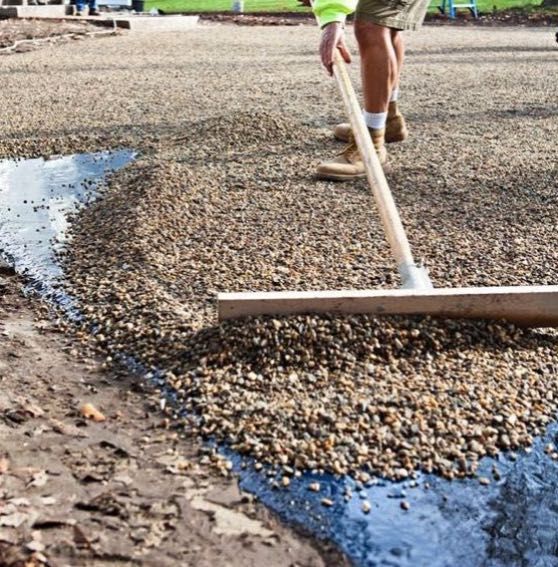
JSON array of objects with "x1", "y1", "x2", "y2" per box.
[
  {"x1": 144, "y1": 0, "x2": 548, "y2": 16},
  {"x1": 150, "y1": 0, "x2": 307, "y2": 12}
]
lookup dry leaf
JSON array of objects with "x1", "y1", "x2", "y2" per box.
[
  {"x1": 0, "y1": 457, "x2": 9, "y2": 474},
  {"x1": 26, "y1": 540, "x2": 45, "y2": 552},
  {"x1": 49, "y1": 418, "x2": 88, "y2": 437},
  {"x1": 28, "y1": 471, "x2": 48, "y2": 488},
  {"x1": 0, "y1": 512, "x2": 28, "y2": 527},
  {"x1": 80, "y1": 403, "x2": 106, "y2": 422},
  {"x1": 73, "y1": 525, "x2": 92, "y2": 548},
  {"x1": 40, "y1": 496, "x2": 57, "y2": 506},
  {"x1": 23, "y1": 402, "x2": 44, "y2": 418},
  {"x1": 9, "y1": 498, "x2": 30, "y2": 507}
]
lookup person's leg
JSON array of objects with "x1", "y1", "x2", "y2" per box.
[
  {"x1": 355, "y1": 20, "x2": 396, "y2": 116},
  {"x1": 390, "y1": 28, "x2": 404, "y2": 99},
  {"x1": 88, "y1": 0, "x2": 99, "y2": 15},
  {"x1": 333, "y1": 25, "x2": 409, "y2": 143},
  {"x1": 318, "y1": 0, "x2": 431, "y2": 180},
  {"x1": 386, "y1": 28, "x2": 409, "y2": 141},
  {"x1": 75, "y1": 0, "x2": 84, "y2": 14},
  {"x1": 332, "y1": 25, "x2": 408, "y2": 144},
  {"x1": 317, "y1": 20, "x2": 392, "y2": 180}
]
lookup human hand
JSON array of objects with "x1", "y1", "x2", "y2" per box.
[{"x1": 320, "y1": 22, "x2": 351, "y2": 76}]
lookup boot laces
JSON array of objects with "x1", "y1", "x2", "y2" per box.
[{"x1": 339, "y1": 136, "x2": 360, "y2": 163}]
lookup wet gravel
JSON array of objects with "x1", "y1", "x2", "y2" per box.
[{"x1": 3, "y1": 24, "x2": 558, "y2": 480}]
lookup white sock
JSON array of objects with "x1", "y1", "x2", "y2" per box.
[
  {"x1": 363, "y1": 110, "x2": 388, "y2": 130},
  {"x1": 390, "y1": 88, "x2": 399, "y2": 102}
]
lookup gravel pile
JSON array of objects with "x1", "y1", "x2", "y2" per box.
[
  {"x1": 62, "y1": 105, "x2": 558, "y2": 479},
  {"x1": 180, "y1": 314, "x2": 558, "y2": 480},
  {"x1": 4, "y1": 25, "x2": 556, "y2": 480}
]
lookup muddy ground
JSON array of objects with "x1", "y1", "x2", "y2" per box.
[
  {"x1": 0, "y1": 263, "x2": 345, "y2": 565},
  {"x1": 0, "y1": 19, "x2": 106, "y2": 53}
]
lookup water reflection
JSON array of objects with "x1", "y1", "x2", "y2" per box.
[
  {"x1": 0, "y1": 150, "x2": 135, "y2": 306},
  {"x1": 236, "y1": 427, "x2": 558, "y2": 566}
]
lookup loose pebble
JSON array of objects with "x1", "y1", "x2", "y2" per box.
[{"x1": 79, "y1": 402, "x2": 105, "y2": 422}]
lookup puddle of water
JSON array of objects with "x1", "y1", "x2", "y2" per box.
[
  {"x1": 2, "y1": 151, "x2": 558, "y2": 567},
  {"x1": 0, "y1": 150, "x2": 135, "y2": 309},
  {"x1": 235, "y1": 429, "x2": 558, "y2": 567}
]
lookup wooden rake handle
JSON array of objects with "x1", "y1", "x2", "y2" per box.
[{"x1": 329, "y1": 45, "x2": 432, "y2": 288}]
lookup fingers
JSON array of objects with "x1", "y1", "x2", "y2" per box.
[
  {"x1": 322, "y1": 50, "x2": 334, "y2": 76},
  {"x1": 320, "y1": 37, "x2": 335, "y2": 75},
  {"x1": 338, "y1": 41, "x2": 352, "y2": 65},
  {"x1": 320, "y1": 24, "x2": 338, "y2": 75},
  {"x1": 319, "y1": 23, "x2": 350, "y2": 76}
]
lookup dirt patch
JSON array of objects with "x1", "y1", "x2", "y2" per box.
[
  {"x1": 427, "y1": 7, "x2": 558, "y2": 26},
  {"x1": 0, "y1": 19, "x2": 114, "y2": 54},
  {"x1": 200, "y1": 12, "x2": 314, "y2": 26},
  {"x1": 198, "y1": 8, "x2": 558, "y2": 27},
  {"x1": 0, "y1": 263, "x2": 345, "y2": 566}
]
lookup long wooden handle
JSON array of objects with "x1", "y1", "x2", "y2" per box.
[{"x1": 331, "y1": 50, "x2": 415, "y2": 270}]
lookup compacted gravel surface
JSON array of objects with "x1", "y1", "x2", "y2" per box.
[{"x1": 2, "y1": 24, "x2": 558, "y2": 481}]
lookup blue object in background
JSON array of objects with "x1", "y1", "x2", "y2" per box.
[{"x1": 439, "y1": 0, "x2": 479, "y2": 18}]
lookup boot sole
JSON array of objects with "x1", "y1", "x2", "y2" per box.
[
  {"x1": 316, "y1": 172, "x2": 367, "y2": 182},
  {"x1": 316, "y1": 162, "x2": 390, "y2": 181}
]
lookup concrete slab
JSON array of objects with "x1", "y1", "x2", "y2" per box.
[
  {"x1": 0, "y1": 4, "x2": 72, "y2": 16},
  {"x1": 112, "y1": 15, "x2": 198, "y2": 31}
]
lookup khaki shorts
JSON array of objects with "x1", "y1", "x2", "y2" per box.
[{"x1": 356, "y1": 0, "x2": 430, "y2": 31}]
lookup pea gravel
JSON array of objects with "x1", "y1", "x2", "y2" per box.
[{"x1": 4, "y1": 24, "x2": 557, "y2": 480}]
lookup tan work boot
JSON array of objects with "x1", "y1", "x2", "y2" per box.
[
  {"x1": 333, "y1": 102, "x2": 409, "y2": 144},
  {"x1": 316, "y1": 129, "x2": 387, "y2": 181}
]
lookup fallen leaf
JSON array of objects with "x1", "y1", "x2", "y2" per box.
[
  {"x1": 32, "y1": 518, "x2": 75, "y2": 529},
  {"x1": 49, "y1": 418, "x2": 88, "y2": 437},
  {"x1": 73, "y1": 525, "x2": 92, "y2": 548},
  {"x1": 8, "y1": 498, "x2": 30, "y2": 507},
  {"x1": 0, "y1": 512, "x2": 28, "y2": 527},
  {"x1": 40, "y1": 496, "x2": 57, "y2": 506},
  {"x1": 112, "y1": 473, "x2": 133, "y2": 486},
  {"x1": 28, "y1": 471, "x2": 48, "y2": 488},
  {"x1": 0, "y1": 457, "x2": 9, "y2": 474},
  {"x1": 33, "y1": 551, "x2": 48, "y2": 563},
  {"x1": 23, "y1": 402, "x2": 44, "y2": 418},
  {"x1": 26, "y1": 540, "x2": 45, "y2": 552},
  {"x1": 190, "y1": 495, "x2": 273, "y2": 538}
]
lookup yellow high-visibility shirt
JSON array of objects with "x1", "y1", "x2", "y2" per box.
[{"x1": 312, "y1": 0, "x2": 357, "y2": 27}]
